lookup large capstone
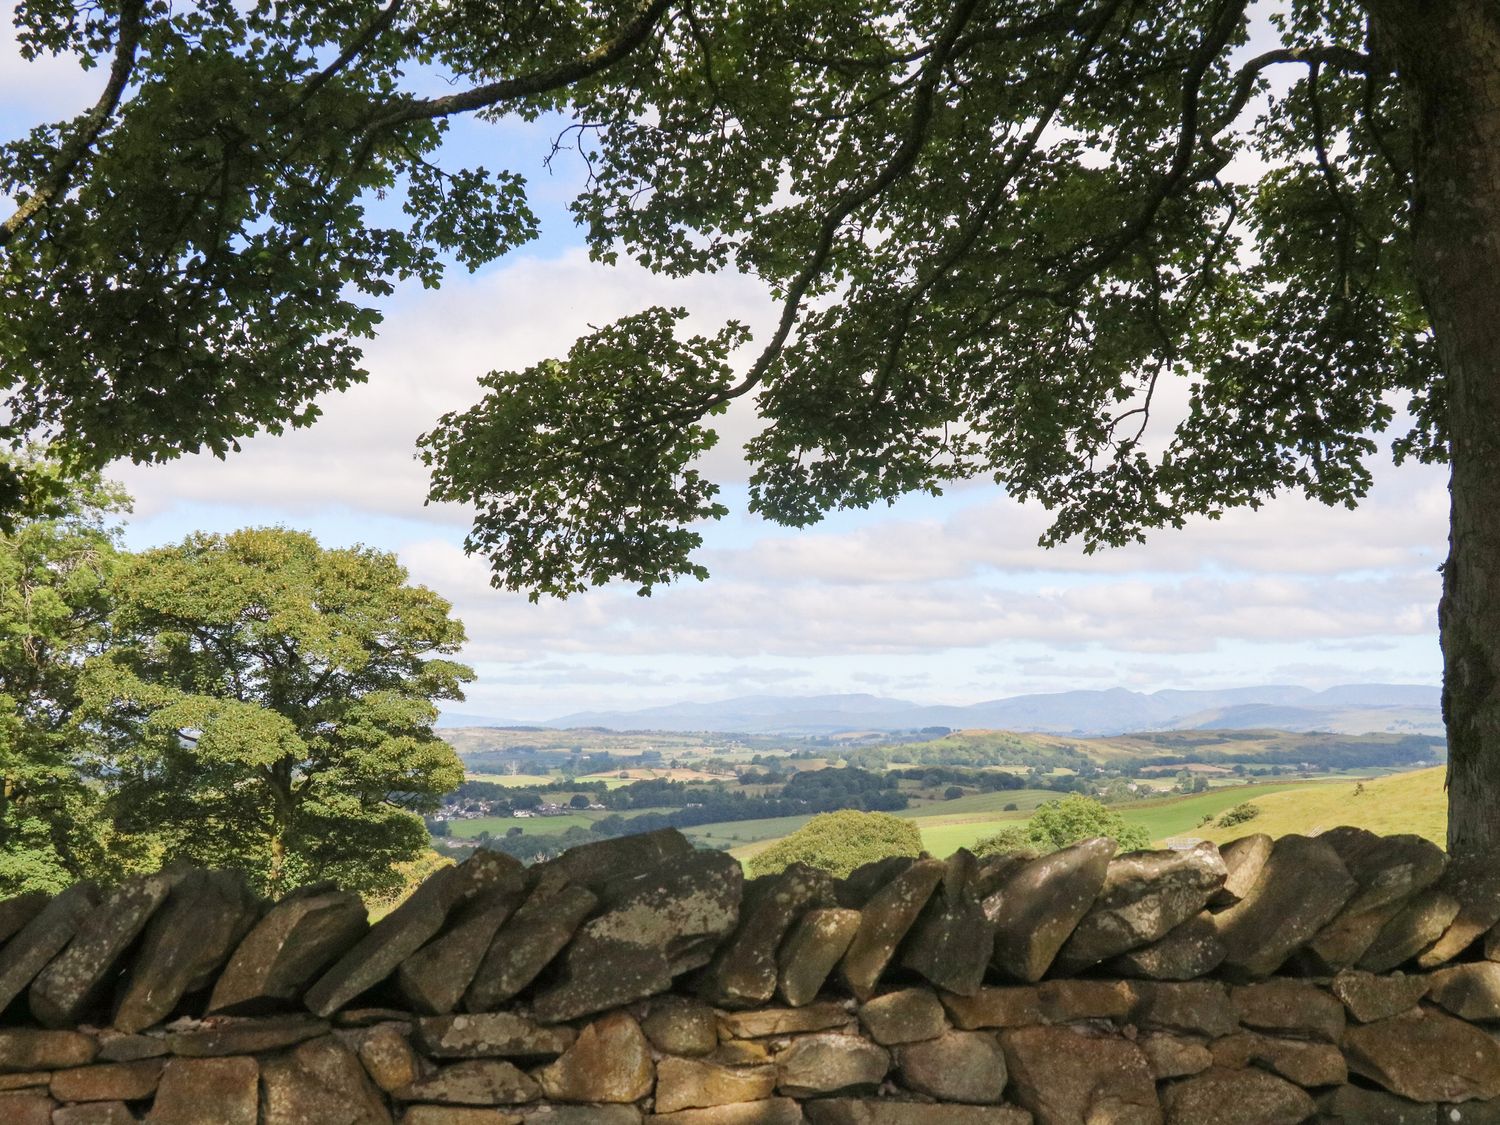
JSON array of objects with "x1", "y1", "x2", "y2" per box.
[
  {"x1": 1213, "y1": 833, "x2": 1355, "y2": 979},
  {"x1": 699, "y1": 864, "x2": 833, "y2": 1008},
  {"x1": 837, "y1": 858, "x2": 944, "y2": 1001},
  {"x1": 991, "y1": 838, "x2": 1114, "y2": 983}
]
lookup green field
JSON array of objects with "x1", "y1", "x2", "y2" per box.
[
  {"x1": 445, "y1": 807, "x2": 667, "y2": 839},
  {"x1": 464, "y1": 773, "x2": 556, "y2": 787},
  {"x1": 1196, "y1": 767, "x2": 1445, "y2": 845}
]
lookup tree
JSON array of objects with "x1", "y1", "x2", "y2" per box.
[
  {"x1": 79, "y1": 528, "x2": 472, "y2": 897},
  {"x1": 974, "y1": 794, "x2": 1152, "y2": 857},
  {"x1": 569, "y1": 793, "x2": 592, "y2": 809},
  {"x1": 747, "y1": 809, "x2": 923, "y2": 879},
  {"x1": 0, "y1": 452, "x2": 132, "y2": 894},
  {"x1": 3, "y1": 1, "x2": 1498, "y2": 850}
]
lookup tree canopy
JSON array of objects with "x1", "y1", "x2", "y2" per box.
[
  {"x1": 747, "y1": 809, "x2": 923, "y2": 879},
  {"x1": 78, "y1": 527, "x2": 472, "y2": 895},
  {"x1": 972, "y1": 794, "x2": 1152, "y2": 857},
  {"x1": 4, "y1": 1, "x2": 1498, "y2": 848}
]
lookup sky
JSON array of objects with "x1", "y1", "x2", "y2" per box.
[{"x1": 0, "y1": 8, "x2": 1449, "y2": 722}]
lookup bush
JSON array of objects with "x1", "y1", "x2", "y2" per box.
[
  {"x1": 944, "y1": 786, "x2": 965, "y2": 800},
  {"x1": 1003, "y1": 802, "x2": 1019, "y2": 812},
  {"x1": 972, "y1": 795, "x2": 1152, "y2": 858},
  {"x1": 747, "y1": 810, "x2": 923, "y2": 880},
  {"x1": 1215, "y1": 802, "x2": 1261, "y2": 828}
]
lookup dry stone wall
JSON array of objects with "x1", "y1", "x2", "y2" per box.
[{"x1": 1, "y1": 827, "x2": 1500, "y2": 1123}]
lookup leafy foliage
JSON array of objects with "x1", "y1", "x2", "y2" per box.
[
  {"x1": 79, "y1": 528, "x2": 472, "y2": 896},
  {"x1": 0, "y1": 451, "x2": 132, "y2": 895},
  {"x1": 973, "y1": 794, "x2": 1152, "y2": 857},
  {"x1": 747, "y1": 809, "x2": 922, "y2": 879},
  {"x1": 1215, "y1": 801, "x2": 1262, "y2": 828}
]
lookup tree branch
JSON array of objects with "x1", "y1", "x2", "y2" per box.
[{"x1": 0, "y1": 0, "x2": 147, "y2": 248}]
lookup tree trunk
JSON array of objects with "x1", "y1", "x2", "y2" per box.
[{"x1": 1374, "y1": 1, "x2": 1500, "y2": 855}]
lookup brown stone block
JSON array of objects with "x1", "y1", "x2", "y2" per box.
[
  {"x1": 49, "y1": 1058, "x2": 163, "y2": 1103},
  {"x1": 147, "y1": 1056, "x2": 259, "y2": 1125}
]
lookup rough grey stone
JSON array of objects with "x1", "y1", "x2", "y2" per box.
[
  {"x1": 1129, "y1": 981, "x2": 1238, "y2": 1038},
  {"x1": 837, "y1": 858, "x2": 944, "y2": 1001},
  {"x1": 991, "y1": 837, "x2": 1114, "y2": 984},
  {"x1": 1001, "y1": 1025, "x2": 1160, "y2": 1125},
  {"x1": 1214, "y1": 833, "x2": 1355, "y2": 979},
  {"x1": 1330, "y1": 968, "x2": 1429, "y2": 1022},
  {"x1": 49, "y1": 1058, "x2": 164, "y2": 1102},
  {"x1": 306, "y1": 852, "x2": 520, "y2": 1017},
  {"x1": 209, "y1": 885, "x2": 368, "y2": 1015},
  {"x1": 1230, "y1": 978, "x2": 1345, "y2": 1042},
  {"x1": 857, "y1": 988, "x2": 947, "y2": 1045},
  {"x1": 115, "y1": 869, "x2": 260, "y2": 1032},
  {"x1": 531, "y1": 851, "x2": 741, "y2": 1022},
  {"x1": 0, "y1": 1028, "x2": 97, "y2": 1072},
  {"x1": 894, "y1": 1029, "x2": 1007, "y2": 1104},
  {"x1": 0, "y1": 893, "x2": 48, "y2": 944},
  {"x1": 464, "y1": 883, "x2": 596, "y2": 1012},
  {"x1": 168, "y1": 1015, "x2": 329, "y2": 1057},
  {"x1": 532, "y1": 1013, "x2": 654, "y2": 1104},
  {"x1": 260, "y1": 1036, "x2": 391, "y2": 1125},
  {"x1": 30, "y1": 874, "x2": 174, "y2": 1027},
  {"x1": 1160, "y1": 1066, "x2": 1314, "y2": 1125},
  {"x1": 147, "y1": 1056, "x2": 259, "y2": 1125},
  {"x1": 719, "y1": 1002, "x2": 854, "y2": 1038},
  {"x1": 533, "y1": 828, "x2": 695, "y2": 894},
  {"x1": 392, "y1": 1060, "x2": 540, "y2": 1106},
  {"x1": 1054, "y1": 843, "x2": 1227, "y2": 974},
  {"x1": 653, "y1": 1056, "x2": 776, "y2": 1113},
  {"x1": 940, "y1": 986, "x2": 1043, "y2": 1031},
  {"x1": 1317, "y1": 1084, "x2": 1437, "y2": 1125},
  {"x1": 1209, "y1": 834, "x2": 1272, "y2": 909},
  {"x1": 1345, "y1": 1009, "x2": 1500, "y2": 1102},
  {"x1": 1138, "y1": 1033, "x2": 1213, "y2": 1080},
  {"x1": 0, "y1": 883, "x2": 99, "y2": 1016},
  {"x1": 396, "y1": 882, "x2": 526, "y2": 1015},
  {"x1": 777, "y1": 908, "x2": 860, "y2": 1008},
  {"x1": 898, "y1": 849, "x2": 1000, "y2": 996},
  {"x1": 1426, "y1": 961, "x2": 1500, "y2": 1020},
  {"x1": 1362, "y1": 887, "x2": 1462, "y2": 972},
  {"x1": 700, "y1": 865, "x2": 833, "y2": 1008},
  {"x1": 1208, "y1": 1031, "x2": 1347, "y2": 1087},
  {"x1": 1109, "y1": 912, "x2": 1226, "y2": 980},
  {"x1": 804, "y1": 1104, "x2": 1031, "y2": 1125},
  {"x1": 774, "y1": 1033, "x2": 890, "y2": 1097},
  {"x1": 640, "y1": 995, "x2": 718, "y2": 1056},
  {"x1": 413, "y1": 1013, "x2": 574, "y2": 1060},
  {"x1": 1417, "y1": 855, "x2": 1500, "y2": 968}
]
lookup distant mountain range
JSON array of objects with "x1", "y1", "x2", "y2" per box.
[{"x1": 437, "y1": 683, "x2": 1444, "y2": 738}]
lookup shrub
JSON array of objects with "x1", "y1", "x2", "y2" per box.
[
  {"x1": 972, "y1": 795, "x2": 1152, "y2": 858},
  {"x1": 747, "y1": 810, "x2": 923, "y2": 879},
  {"x1": 944, "y1": 786, "x2": 965, "y2": 800},
  {"x1": 1215, "y1": 802, "x2": 1261, "y2": 828}
]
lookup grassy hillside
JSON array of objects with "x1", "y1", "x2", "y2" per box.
[
  {"x1": 723, "y1": 771, "x2": 1446, "y2": 864},
  {"x1": 1194, "y1": 766, "x2": 1445, "y2": 845}
]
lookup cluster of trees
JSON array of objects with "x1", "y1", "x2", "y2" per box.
[
  {"x1": 1, "y1": 456, "x2": 471, "y2": 899},
  {"x1": 748, "y1": 811, "x2": 924, "y2": 880},
  {"x1": 972, "y1": 796, "x2": 1154, "y2": 858}
]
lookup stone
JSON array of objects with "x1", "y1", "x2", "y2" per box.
[
  {"x1": 1427, "y1": 961, "x2": 1500, "y2": 1020},
  {"x1": 1214, "y1": 834, "x2": 1355, "y2": 979},
  {"x1": 168, "y1": 1015, "x2": 329, "y2": 1057},
  {"x1": 397, "y1": 883, "x2": 527, "y2": 1015},
  {"x1": 1000, "y1": 1025, "x2": 1160, "y2": 1125},
  {"x1": 115, "y1": 869, "x2": 260, "y2": 1033},
  {"x1": 1209, "y1": 834, "x2": 1271, "y2": 908},
  {"x1": 1417, "y1": 854, "x2": 1500, "y2": 969},
  {"x1": 836, "y1": 859, "x2": 943, "y2": 1001},
  {"x1": 1319, "y1": 828, "x2": 1447, "y2": 915},
  {"x1": 1345, "y1": 1009, "x2": 1500, "y2": 1102},
  {"x1": 1053, "y1": 843, "x2": 1227, "y2": 974},
  {"x1": 857, "y1": 988, "x2": 947, "y2": 1045},
  {"x1": 54, "y1": 1104, "x2": 140, "y2": 1125},
  {"x1": 899, "y1": 850, "x2": 1000, "y2": 996},
  {"x1": 1362, "y1": 887, "x2": 1462, "y2": 972},
  {"x1": 260, "y1": 1036, "x2": 392, "y2": 1125},
  {"x1": 0, "y1": 892, "x2": 49, "y2": 943},
  {"x1": 0, "y1": 883, "x2": 101, "y2": 1016},
  {"x1": 700, "y1": 865, "x2": 833, "y2": 1008},
  {"x1": 1208, "y1": 1032, "x2": 1347, "y2": 1087},
  {"x1": 714, "y1": 1041, "x2": 772, "y2": 1066},
  {"x1": 50, "y1": 1059, "x2": 164, "y2": 1102},
  {"x1": 29, "y1": 873, "x2": 174, "y2": 1028},
  {"x1": 209, "y1": 885, "x2": 368, "y2": 1014},
  {"x1": 839, "y1": 857, "x2": 917, "y2": 908},
  {"x1": 1138, "y1": 1034, "x2": 1212, "y2": 1080},
  {"x1": 531, "y1": 852, "x2": 742, "y2": 1022},
  {"x1": 1160, "y1": 1066, "x2": 1315, "y2": 1125},
  {"x1": 414, "y1": 1013, "x2": 574, "y2": 1061},
  {"x1": 533, "y1": 828, "x2": 695, "y2": 893},
  {"x1": 1109, "y1": 913, "x2": 1226, "y2": 981},
  {"x1": 307, "y1": 854, "x2": 519, "y2": 1018},
  {"x1": 940, "y1": 986, "x2": 1043, "y2": 1030},
  {"x1": 895, "y1": 1029, "x2": 1007, "y2": 1104},
  {"x1": 1330, "y1": 969, "x2": 1429, "y2": 1022},
  {"x1": 1317, "y1": 1084, "x2": 1437, "y2": 1125},
  {"x1": 357, "y1": 1024, "x2": 421, "y2": 1092},
  {"x1": 719, "y1": 1002, "x2": 853, "y2": 1038},
  {"x1": 0, "y1": 1092, "x2": 55, "y2": 1125},
  {"x1": 774, "y1": 1033, "x2": 890, "y2": 1097},
  {"x1": 0, "y1": 1029, "x2": 97, "y2": 1072},
  {"x1": 1037, "y1": 978, "x2": 1136, "y2": 1021},
  {"x1": 464, "y1": 883, "x2": 597, "y2": 1012},
  {"x1": 533, "y1": 1013, "x2": 653, "y2": 1104},
  {"x1": 649, "y1": 1100, "x2": 802, "y2": 1124},
  {"x1": 653, "y1": 1057, "x2": 777, "y2": 1113},
  {"x1": 526, "y1": 1111, "x2": 640, "y2": 1125},
  {"x1": 147, "y1": 1056, "x2": 260, "y2": 1125},
  {"x1": 1129, "y1": 981, "x2": 1238, "y2": 1038},
  {"x1": 805, "y1": 1104, "x2": 1030, "y2": 1125},
  {"x1": 991, "y1": 838, "x2": 1114, "y2": 983},
  {"x1": 1230, "y1": 978, "x2": 1345, "y2": 1042},
  {"x1": 777, "y1": 908, "x2": 860, "y2": 1008},
  {"x1": 0, "y1": 1071, "x2": 48, "y2": 1090},
  {"x1": 1298, "y1": 899, "x2": 1411, "y2": 975},
  {"x1": 640, "y1": 996, "x2": 718, "y2": 1056},
  {"x1": 96, "y1": 1033, "x2": 168, "y2": 1062},
  {"x1": 391, "y1": 1060, "x2": 539, "y2": 1106},
  {"x1": 400, "y1": 1110, "x2": 523, "y2": 1125}
]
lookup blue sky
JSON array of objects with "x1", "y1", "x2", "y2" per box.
[{"x1": 2, "y1": 9, "x2": 1448, "y2": 721}]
